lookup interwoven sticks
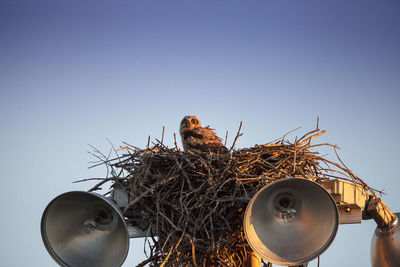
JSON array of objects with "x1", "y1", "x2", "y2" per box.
[{"x1": 83, "y1": 128, "x2": 378, "y2": 266}]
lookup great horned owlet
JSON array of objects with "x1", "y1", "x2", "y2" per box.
[{"x1": 179, "y1": 115, "x2": 228, "y2": 153}]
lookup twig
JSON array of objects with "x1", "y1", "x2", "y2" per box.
[
  {"x1": 190, "y1": 239, "x2": 198, "y2": 267},
  {"x1": 269, "y1": 127, "x2": 301, "y2": 144},
  {"x1": 161, "y1": 126, "x2": 165, "y2": 145},
  {"x1": 147, "y1": 135, "x2": 151, "y2": 148},
  {"x1": 174, "y1": 133, "x2": 179, "y2": 150},
  {"x1": 136, "y1": 253, "x2": 162, "y2": 267},
  {"x1": 87, "y1": 178, "x2": 118, "y2": 192},
  {"x1": 297, "y1": 129, "x2": 327, "y2": 147},
  {"x1": 160, "y1": 246, "x2": 173, "y2": 267},
  {"x1": 229, "y1": 121, "x2": 243, "y2": 151},
  {"x1": 123, "y1": 188, "x2": 154, "y2": 214},
  {"x1": 73, "y1": 177, "x2": 114, "y2": 183}
]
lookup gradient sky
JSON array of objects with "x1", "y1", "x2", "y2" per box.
[{"x1": 1, "y1": 1, "x2": 399, "y2": 266}]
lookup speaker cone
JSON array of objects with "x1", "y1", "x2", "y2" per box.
[
  {"x1": 371, "y1": 213, "x2": 400, "y2": 267},
  {"x1": 244, "y1": 178, "x2": 339, "y2": 266},
  {"x1": 41, "y1": 191, "x2": 129, "y2": 267}
]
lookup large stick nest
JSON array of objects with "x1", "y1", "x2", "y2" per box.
[{"x1": 84, "y1": 127, "x2": 379, "y2": 266}]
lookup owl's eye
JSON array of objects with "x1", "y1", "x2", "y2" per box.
[{"x1": 190, "y1": 119, "x2": 196, "y2": 125}]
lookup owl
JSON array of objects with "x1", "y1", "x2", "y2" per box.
[{"x1": 179, "y1": 115, "x2": 228, "y2": 153}]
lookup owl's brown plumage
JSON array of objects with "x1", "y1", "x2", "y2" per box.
[{"x1": 179, "y1": 115, "x2": 228, "y2": 153}]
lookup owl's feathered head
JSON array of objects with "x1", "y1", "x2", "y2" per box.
[{"x1": 180, "y1": 115, "x2": 201, "y2": 131}]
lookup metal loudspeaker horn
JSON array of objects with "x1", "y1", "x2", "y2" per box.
[
  {"x1": 371, "y1": 212, "x2": 400, "y2": 267},
  {"x1": 41, "y1": 191, "x2": 129, "y2": 267},
  {"x1": 244, "y1": 178, "x2": 339, "y2": 266}
]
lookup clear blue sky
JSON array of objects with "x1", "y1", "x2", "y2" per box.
[{"x1": 1, "y1": 1, "x2": 399, "y2": 266}]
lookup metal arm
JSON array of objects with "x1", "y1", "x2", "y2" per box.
[{"x1": 364, "y1": 196, "x2": 397, "y2": 230}]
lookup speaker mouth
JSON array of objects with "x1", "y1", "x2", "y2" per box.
[
  {"x1": 244, "y1": 178, "x2": 339, "y2": 266},
  {"x1": 41, "y1": 191, "x2": 130, "y2": 267},
  {"x1": 371, "y1": 213, "x2": 400, "y2": 267}
]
